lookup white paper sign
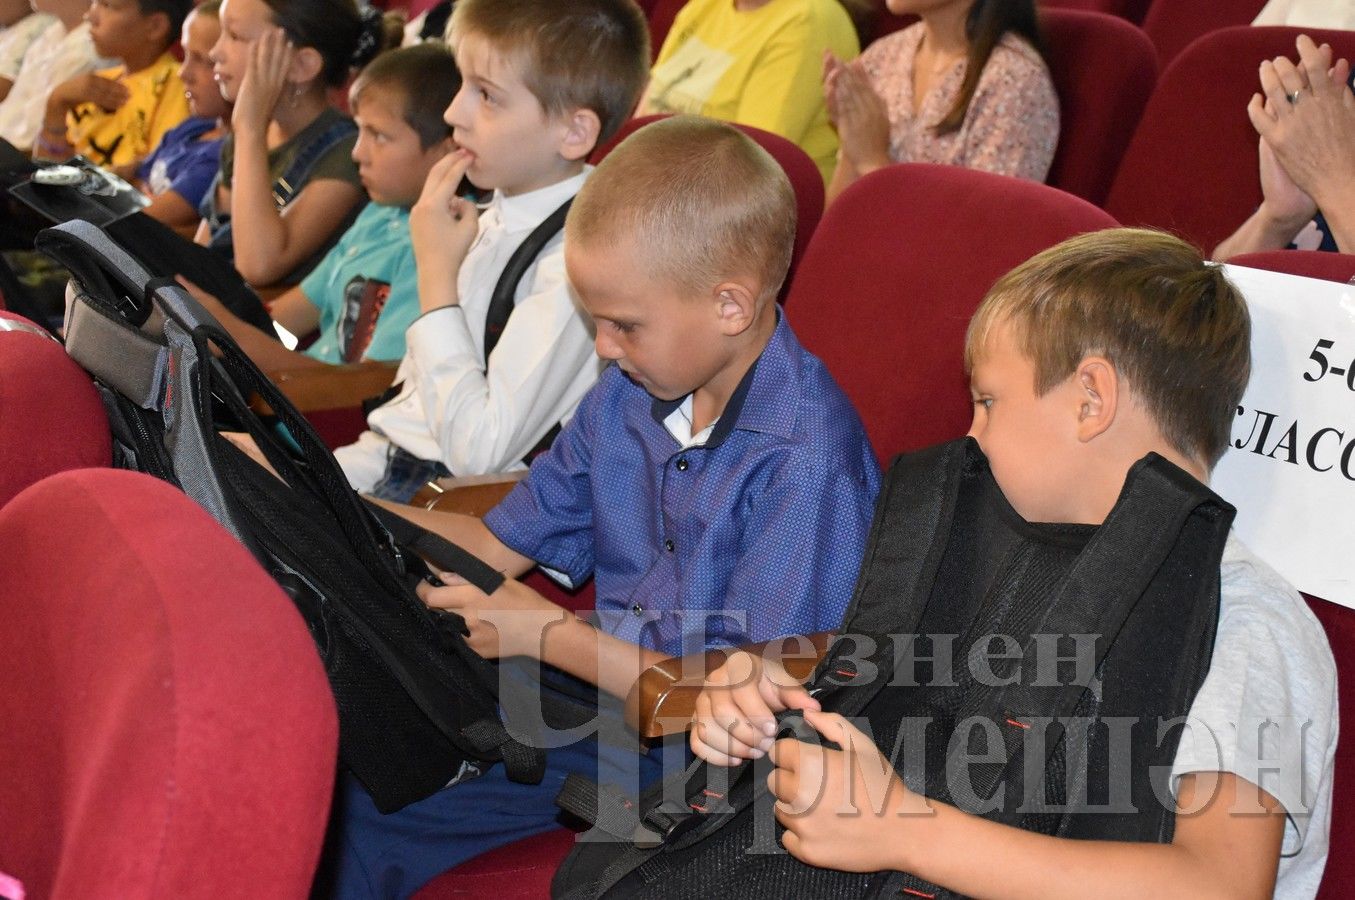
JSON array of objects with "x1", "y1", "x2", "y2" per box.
[{"x1": 1212, "y1": 265, "x2": 1355, "y2": 608}]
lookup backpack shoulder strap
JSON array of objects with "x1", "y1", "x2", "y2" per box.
[
  {"x1": 272, "y1": 117, "x2": 356, "y2": 209},
  {"x1": 482, "y1": 197, "x2": 572, "y2": 360}
]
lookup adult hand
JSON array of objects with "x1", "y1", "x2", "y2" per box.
[
  {"x1": 769, "y1": 709, "x2": 926, "y2": 873},
  {"x1": 1256, "y1": 133, "x2": 1317, "y2": 229},
  {"x1": 1249, "y1": 35, "x2": 1355, "y2": 211},
  {"x1": 232, "y1": 26, "x2": 293, "y2": 135},
  {"x1": 416, "y1": 573, "x2": 563, "y2": 659},
  {"x1": 830, "y1": 62, "x2": 893, "y2": 175},
  {"x1": 410, "y1": 149, "x2": 480, "y2": 312},
  {"x1": 690, "y1": 651, "x2": 818, "y2": 767}
]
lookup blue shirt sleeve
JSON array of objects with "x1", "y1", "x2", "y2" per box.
[{"x1": 483, "y1": 378, "x2": 604, "y2": 584}]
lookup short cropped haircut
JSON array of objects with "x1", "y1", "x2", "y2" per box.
[
  {"x1": 135, "y1": 0, "x2": 192, "y2": 45},
  {"x1": 566, "y1": 116, "x2": 796, "y2": 303},
  {"x1": 965, "y1": 228, "x2": 1251, "y2": 469},
  {"x1": 350, "y1": 44, "x2": 460, "y2": 150},
  {"x1": 448, "y1": 0, "x2": 649, "y2": 145}
]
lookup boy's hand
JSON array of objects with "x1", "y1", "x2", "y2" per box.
[
  {"x1": 691, "y1": 651, "x2": 819, "y2": 766},
  {"x1": 416, "y1": 573, "x2": 565, "y2": 659},
  {"x1": 232, "y1": 27, "x2": 293, "y2": 135},
  {"x1": 57, "y1": 73, "x2": 130, "y2": 112},
  {"x1": 769, "y1": 709, "x2": 926, "y2": 873},
  {"x1": 411, "y1": 149, "x2": 480, "y2": 312}
]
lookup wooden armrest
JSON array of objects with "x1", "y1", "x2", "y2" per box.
[
  {"x1": 406, "y1": 470, "x2": 528, "y2": 517},
  {"x1": 266, "y1": 360, "x2": 398, "y2": 412},
  {"x1": 625, "y1": 631, "x2": 833, "y2": 739}
]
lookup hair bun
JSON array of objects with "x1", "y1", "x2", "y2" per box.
[{"x1": 351, "y1": 6, "x2": 385, "y2": 69}]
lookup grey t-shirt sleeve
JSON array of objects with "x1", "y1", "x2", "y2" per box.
[{"x1": 1171, "y1": 535, "x2": 1338, "y2": 899}]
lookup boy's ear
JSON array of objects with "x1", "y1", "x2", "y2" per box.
[
  {"x1": 289, "y1": 46, "x2": 325, "y2": 87},
  {"x1": 144, "y1": 11, "x2": 172, "y2": 48},
  {"x1": 1074, "y1": 356, "x2": 1118, "y2": 443},
  {"x1": 711, "y1": 280, "x2": 759, "y2": 337},
  {"x1": 556, "y1": 108, "x2": 602, "y2": 163}
]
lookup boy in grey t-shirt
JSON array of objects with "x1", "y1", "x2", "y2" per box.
[
  {"x1": 1173, "y1": 536, "x2": 1337, "y2": 899},
  {"x1": 691, "y1": 229, "x2": 1337, "y2": 897}
]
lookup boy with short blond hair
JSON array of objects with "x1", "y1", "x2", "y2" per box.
[
  {"x1": 680, "y1": 229, "x2": 1336, "y2": 900},
  {"x1": 334, "y1": 0, "x2": 651, "y2": 495},
  {"x1": 320, "y1": 116, "x2": 881, "y2": 898}
]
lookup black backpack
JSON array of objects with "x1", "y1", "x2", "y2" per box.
[
  {"x1": 43, "y1": 219, "x2": 591, "y2": 813},
  {"x1": 552, "y1": 439, "x2": 1232, "y2": 899}
]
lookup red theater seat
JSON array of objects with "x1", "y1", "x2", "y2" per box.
[
  {"x1": 1104, "y1": 26, "x2": 1355, "y2": 255},
  {"x1": 1041, "y1": 9, "x2": 1157, "y2": 206},
  {"x1": 0, "y1": 312, "x2": 110, "y2": 508},
  {"x1": 1141, "y1": 0, "x2": 1267, "y2": 72},
  {"x1": 1041, "y1": 0, "x2": 1150, "y2": 24},
  {"x1": 1230, "y1": 250, "x2": 1355, "y2": 284},
  {"x1": 1304, "y1": 595, "x2": 1355, "y2": 899},
  {"x1": 785, "y1": 162, "x2": 1117, "y2": 463},
  {"x1": 0, "y1": 468, "x2": 338, "y2": 899},
  {"x1": 414, "y1": 826, "x2": 577, "y2": 899}
]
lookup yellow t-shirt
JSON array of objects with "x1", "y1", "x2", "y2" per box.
[
  {"x1": 67, "y1": 51, "x2": 190, "y2": 169},
  {"x1": 644, "y1": 0, "x2": 858, "y2": 183}
]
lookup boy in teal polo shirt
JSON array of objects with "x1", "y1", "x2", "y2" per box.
[{"x1": 182, "y1": 43, "x2": 459, "y2": 369}]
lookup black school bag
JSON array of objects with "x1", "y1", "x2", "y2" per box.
[
  {"x1": 43, "y1": 219, "x2": 583, "y2": 813},
  {"x1": 553, "y1": 439, "x2": 1233, "y2": 899}
]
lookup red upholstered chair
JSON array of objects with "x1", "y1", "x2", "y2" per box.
[
  {"x1": 0, "y1": 468, "x2": 338, "y2": 899},
  {"x1": 0, "y1": 311, "x2": 110, "y2": 508},
  {"x1": 1041, "y1": 9, "x2": 1157, "y2": 206},
  {"x1": 415, "y1": 826, "x2": 576, "y2": 899},
  {"x1": 1305, "y1": 595, "x2": 1355, "y2": 899},
  {"x1": 645, "y1": 0, "x2": 686, "y2": 62},
  {"x1": 1141, "y1": 0, "x2": 1267, "y2": 72},
  {"x1": 1041, "y1": 0, "x2": 1151, "y2": 24},
  {"x1": 785, "y1": 162, "x2": 1117, "y2": 463},
  {"x1": 592, "y1": 114, "x2": 825, "y2": 285},
  {"x1": 1230, "y1": 250, "x2": 1355, "y2": 284},
  {"x1": 1104, "y1": 26, "x2": 1355, "y2": 255}
]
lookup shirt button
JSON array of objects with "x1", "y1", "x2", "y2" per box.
[
  {"x1": 663, "y1": 539, "x2": 675, "y2": 553},
  {"x1": 631, "y1": 603, "x2": 643, "y2": 616},
  {"x1": 675, "y1": 457, "x2": 689, "y2": 471}
]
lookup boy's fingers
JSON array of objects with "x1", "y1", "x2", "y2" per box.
[
  {"x1": 693, "y1": 718, "x2": 765, "y2": 760},
  {"x1": 767, "y1": 735, "x2": 801, "y2": 770}
]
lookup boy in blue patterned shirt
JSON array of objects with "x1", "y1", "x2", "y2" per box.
[{"x1": 323, "y1": 116, "x2": 881, "y2": 898}]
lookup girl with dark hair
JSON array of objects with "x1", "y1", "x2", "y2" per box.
[
  {"x1": 824, "y1": 0, "x2": 1059, "y2": 203},
  {"x1": 198, "y1": 0, "x2": 394, "y2": 287}
]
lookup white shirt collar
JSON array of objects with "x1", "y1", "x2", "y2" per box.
[
  {"x1": 491, "y1": 166, "x2": 592, "y2": 234},
  {"x1": 662, "y1": 395, "x2": 718, "y2": 449}
]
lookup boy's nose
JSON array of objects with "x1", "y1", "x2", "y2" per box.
[
  {"x1": 594, "y1": 332, "x2": 623, "y2": 361},
  {"x1": 444, "y1": 86, "x2": 469, "y2": 130}
]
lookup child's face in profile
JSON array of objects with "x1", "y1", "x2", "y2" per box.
[
  {"x1": 445, "y1": 32, "x2": 573, "y2": 196},
  {"x1": 211, "y1": 0, "x2": 272, "y2": 103},
  {"x1": 967, "y1": 319, "x2": 1087, "y2": 524},
  {"x1": 352, "y1": 85, "x2": 452, "y2": 207},
  {"x1": 179, "y1": 10, "x2": 227, "y2": 120},
  {"x1": 567, "y1": 238, "x2": 733, "y2": 402},
  {"x1": 86, "y1": 0, "x2": 161, "y2": 63}
]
